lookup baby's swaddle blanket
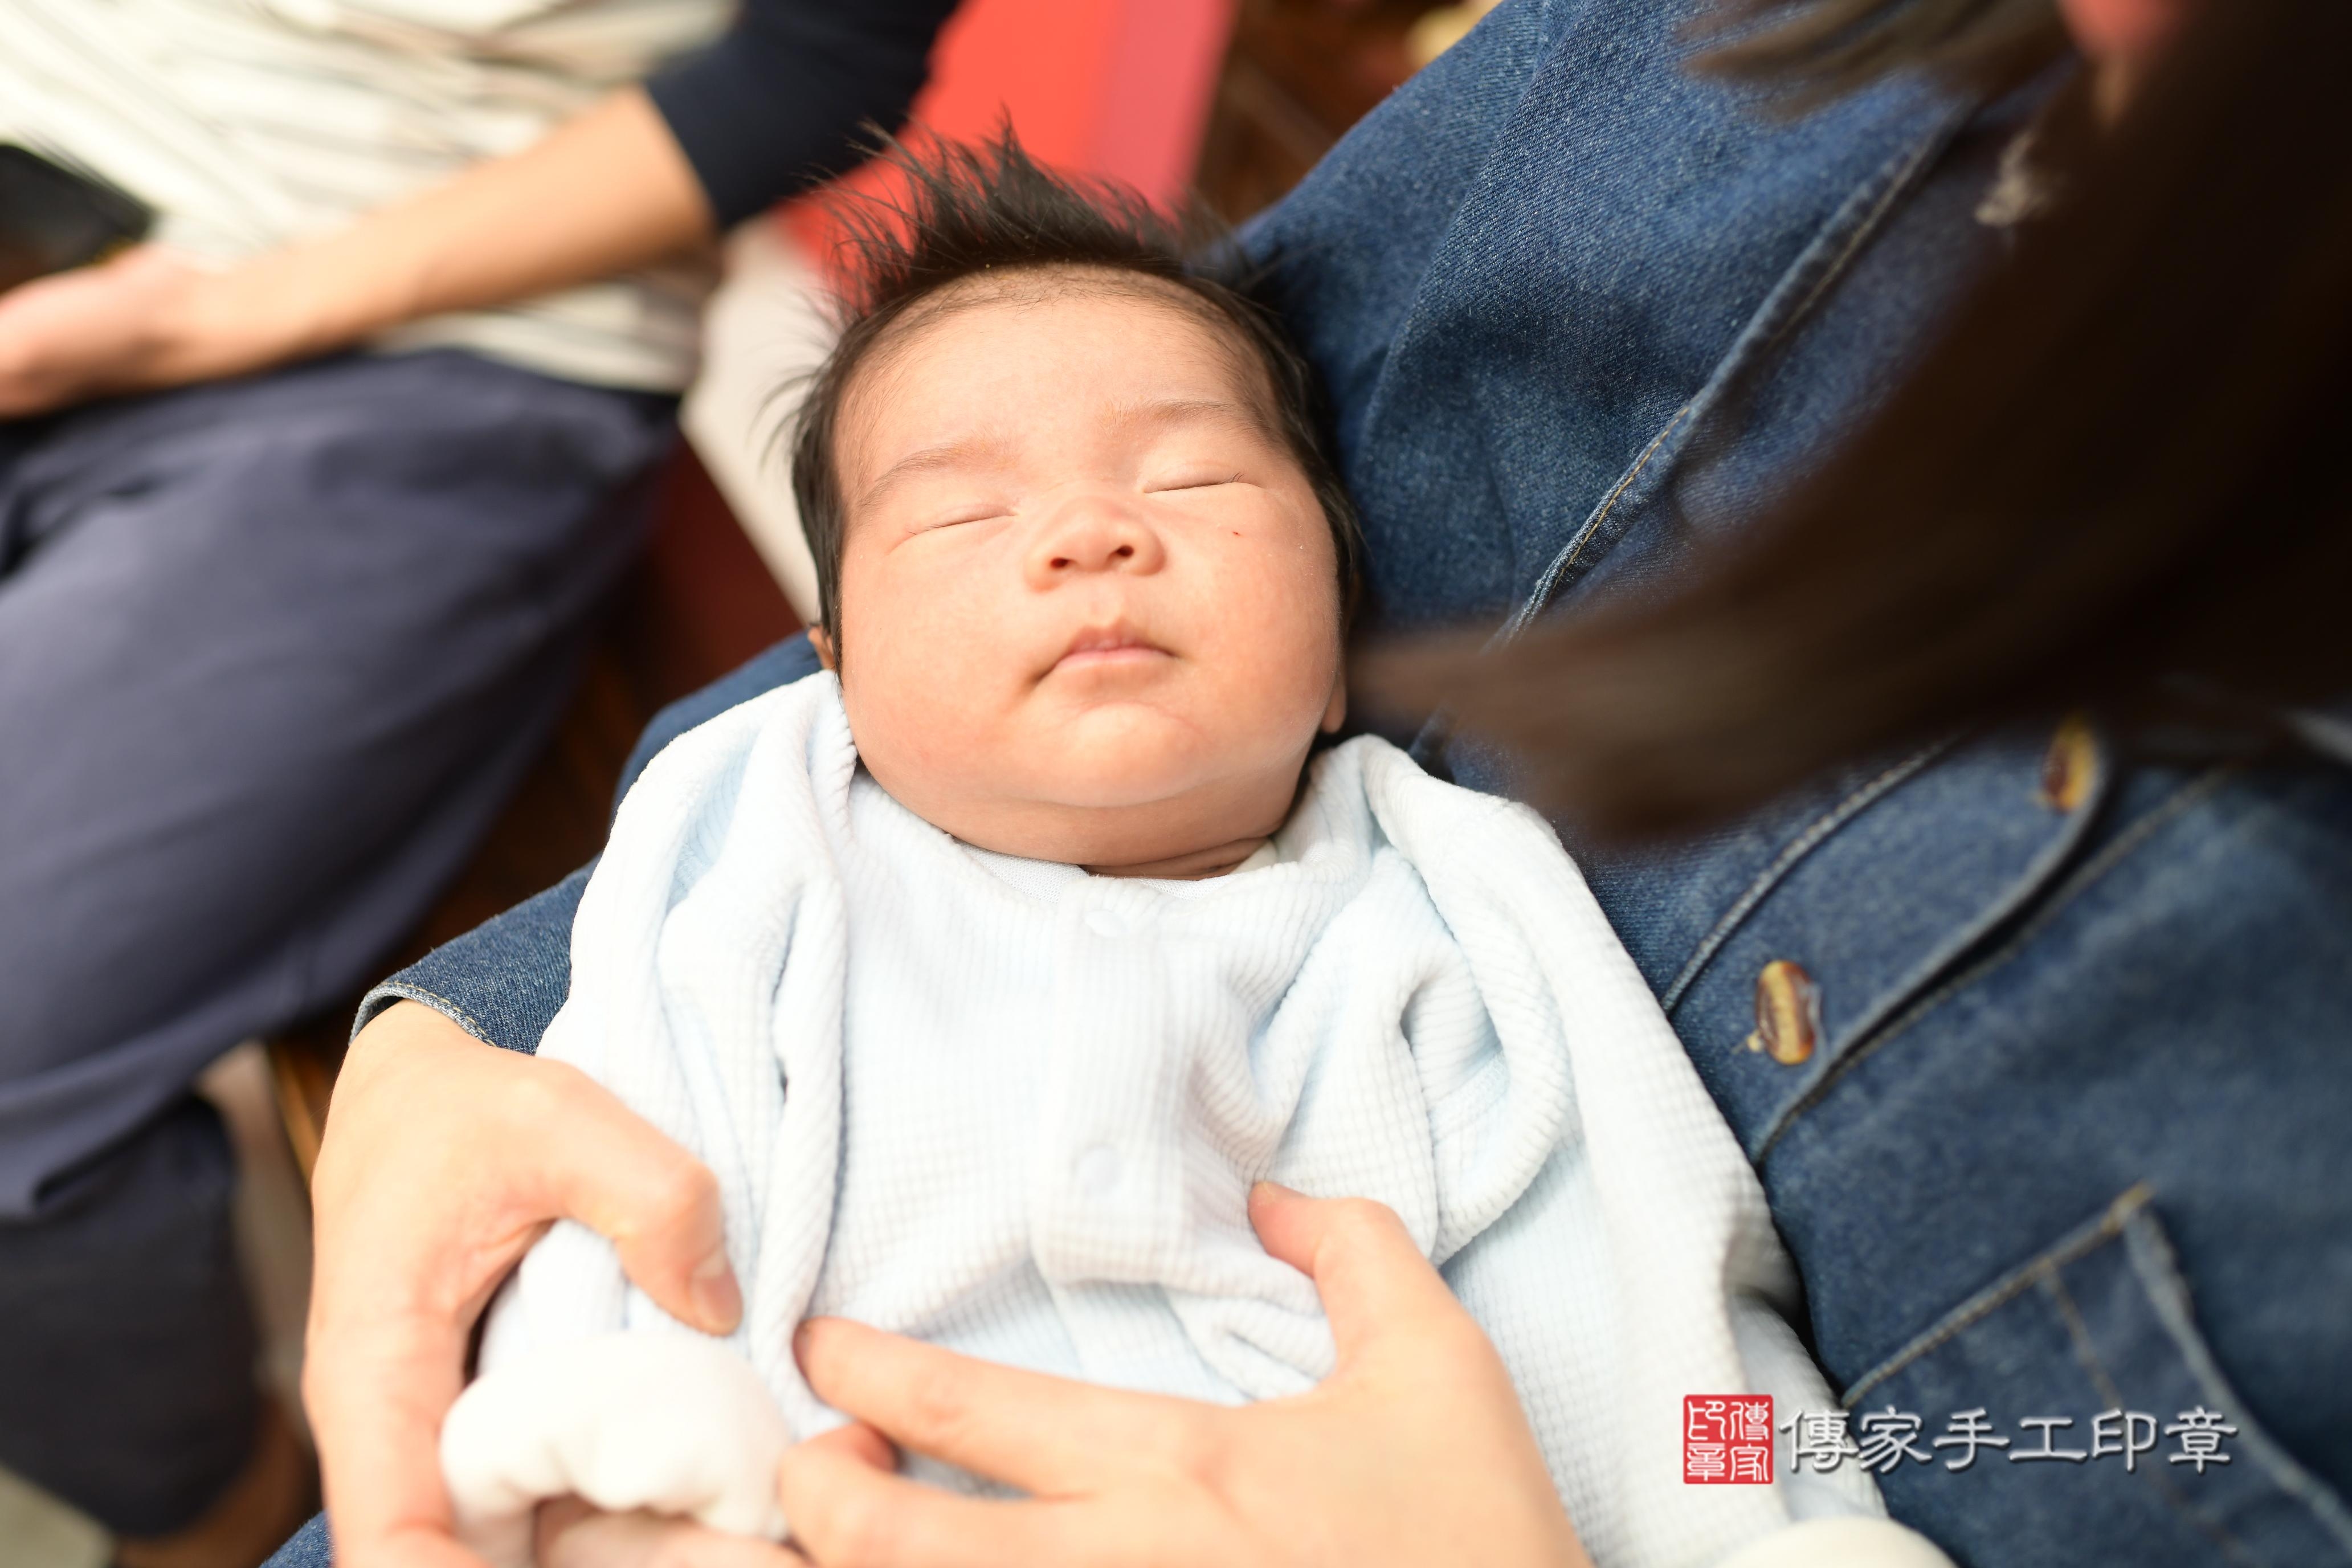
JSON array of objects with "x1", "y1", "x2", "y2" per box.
[{"x1": 446, "y1": 675, "x2": 1883, "y2": 1567}]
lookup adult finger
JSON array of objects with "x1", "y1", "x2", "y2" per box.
[
  {"x1": 1244, "y1": 1184, "x2": 1465, "y2": 1365},
  {"x1": 793, "y1": 1318, "x2": 1194, "y2": 1496},
  {"x1": 303, "y1": 1300, "x2": 502, "y2": 1568},
  {"x1": 522, "y1": 1056, "x2": 742, "y2": 1334},
  {"x1": 791, "y1": 1420, "x2": 899, "y2": 1479},
  {"x1": 305, "y1": 1011, "x2": 516, "y2": 1568},
  {"x1": 778, "y1": 1434, "x2": 1087, "y2": 1568},
  {"x1": 305, "y1": 1006, "x2": 735, "y2": 1566}
]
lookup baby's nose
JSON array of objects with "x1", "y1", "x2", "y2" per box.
[{"x1": 1025, "y1": 500, "x2": 1166, "y2": 583}]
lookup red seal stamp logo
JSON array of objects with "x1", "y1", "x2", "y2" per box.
[{"x1": 1685, "y1": 1395, "x2": 1774, "y2": 1485}]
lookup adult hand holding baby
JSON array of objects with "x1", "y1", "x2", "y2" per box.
[
  {"x1": 770, "y1": 1185, "x2": 1590, "y2": 1568},
  {"x1": 304, "y1": 1001, "x2": 745, "y2": 1568},
  {"x1": 524, "y1": 1184, "x2": 1587, "y2": 1568}
]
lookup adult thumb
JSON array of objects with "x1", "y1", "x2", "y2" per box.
[
  {"x1": 536, "y1": 1060, "x2": 742, "y2": 1334},
  {"x1": 1246, "y1": 1183, "x2": 1460, "y2": 1366}
]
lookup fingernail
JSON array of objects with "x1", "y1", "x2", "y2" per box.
[
  {"x1": 1253, "y1": 1180, "x2": 1302, "y2": 1200},
  {"x1": 691, "y1": 1251, "x2": 742, "y2": 1332}
]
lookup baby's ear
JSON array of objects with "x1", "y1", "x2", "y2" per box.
[
  {"x1": 1321, "y1": 677, "x2": 1347, "y2": 734},
  {"x1": 809, "y1": 627, "x2": 837, "y2": 672}
]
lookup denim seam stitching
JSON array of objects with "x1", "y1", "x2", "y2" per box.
[
  {"x1": 2040, "y1": 1263, "x2": 2265, "y2": 1567},
  {"x1": 1753, "y1": 105, "x2": 1970, "y2": 360},
  {"x1": 1500, "y1": 403, "x2": 1692, "y2": 642},
  {"x1": 1660, "y1": 741, "x2": 1949, "y2": 1015},
  {"x1": 1791, "y1": 732, "x2": 2109, "y2": 1092},
  {"x1": 1841, "y1": 1183, "x2": 2151, "y2": 1406},
  {"x1": 352, "y1": 981, "x2": 496, "y2": 1051},
  {"x1": 1501, "y1": 97, "x2": 1973, "y2": 644},
  {"x1": 1754, "y1": 760, "x2": 2225, "y2": 1161},
  {"x1": 2118, "y1": 1211, "x2": 2352, "y2": 1557}
]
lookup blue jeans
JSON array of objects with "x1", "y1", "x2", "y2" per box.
[{"x1": 0, "y1": 349, "x2": 673, "y2": 1533}]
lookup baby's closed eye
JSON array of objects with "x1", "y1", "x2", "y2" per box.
[
  {"x1": 1144, "y1": 469, "x2": 1246, "y2": 493},
  {"x1": 917, "y1": 502, "x2": 1014, "y2": 531}
]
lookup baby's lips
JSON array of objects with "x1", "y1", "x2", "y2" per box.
[{"x1": 1059, "y1": 618, "x2": 1163, "y2": 660}]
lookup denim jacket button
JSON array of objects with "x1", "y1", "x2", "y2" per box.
[
  {"x1": 2039, "y1": 712, "x2": 2100, "y2": 811},
  {"x1": 1745, "y1": 959, "x2": 1820, "y2": 1065}
]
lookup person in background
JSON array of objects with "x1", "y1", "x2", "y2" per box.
[
  {"x1": 0, "y1": 3, "x2": 953, "y2": 1564},
  {"x1": 285, "y1": 1, "x2": 2351, "y2": 1566}
]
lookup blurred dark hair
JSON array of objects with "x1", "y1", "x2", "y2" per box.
[
  {"x1": 787, "y1": 127, "x2": 1362, "y2": 656},
  {"x1": 1693, "y1": 0, "x2": 2068, "y2": 106},
  {"x1": 1367, "y1": 1, "x2": 2352, "y2": 838}
]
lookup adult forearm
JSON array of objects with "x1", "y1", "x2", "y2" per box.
[
  {"x1": 0, "y1": 88, "x2": 711, "y2": 415},
  {"x1": 244, "y1": 88, "x2": 712, "y2": 357}
]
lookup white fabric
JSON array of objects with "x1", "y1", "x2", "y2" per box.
[
  {"x1": 1715, "y1": 1518, "x2": 1958, "y2": 1568},
  {"x1": 442, "y1": 1333, "x2": 790, "y2": 1568},
  {"x1": 680, "y1": 223, "x2": 835, "y2": 620},
  {"x1": 0, "y1": 0, "x2": 724, "y2": 389},
  {"x1": 447, "y1": 674, "x2": 1905, "y2": 1567}
]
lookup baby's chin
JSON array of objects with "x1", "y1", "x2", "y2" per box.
[
  {"x1": 888, "y1": 738, "x2": 1306, "y2": 868},
  {"x1": 1009, "y1": 714, "x2": 1292, "y2": 808},
  {"x1": 993, "y1": 748, "x2": 1251, "y2": 823}
]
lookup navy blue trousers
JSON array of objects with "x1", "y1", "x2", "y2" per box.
[{"x1": 0, "y1": 350, "x2": 673, "y2": 1534}]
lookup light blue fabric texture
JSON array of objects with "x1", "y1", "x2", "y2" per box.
[{"x1": 333, "y1": 3, "x2": 2352, "y2": 1566}]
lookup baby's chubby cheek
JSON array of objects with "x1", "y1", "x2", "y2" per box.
[
  {"x1": 836, "y1": 625, "x2": 1225, "y2": 815},
  {"x1": 832, "y1": 610, "x2": 1006, "y2": 790},
  {"x1": 834, "y1": 573, "x2": 1334, "y2": 820}
]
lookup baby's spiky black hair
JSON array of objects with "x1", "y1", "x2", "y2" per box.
[{"x1": 786, "y1": 126, "x2": 1362, "y2": 655}]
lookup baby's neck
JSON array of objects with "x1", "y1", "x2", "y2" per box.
[
  {"x1": 1085, "y1": 835, "x2": 1271, "y2": 881},
  {"x1": 860, "y1": 754, "x2": 1302, "y2": 885}
]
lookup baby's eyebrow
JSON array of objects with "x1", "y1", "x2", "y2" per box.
[
  {"x1": 858, "y1": 397, "x2": 1264, "y2": 512},
  {"x1": 858, "y1": 432, "x2": 1018, "y2": 512},
  {"x1": 1105, "y1": 396, "x2": 1267, "y2": 442}
]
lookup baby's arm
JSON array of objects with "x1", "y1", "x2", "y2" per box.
[{"x1": 440, "y1": 1333, "x2": 791, "y2": 1568}]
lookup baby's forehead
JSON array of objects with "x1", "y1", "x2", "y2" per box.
[
  {"x1": 858, "y1": 267, "x2": 1273, "y2": 410},
  {"x1": 892, "y1": 263, "x2": 1236, "y2": 341},
  {"x1": 835, "y1": 268, "x2": 1287, "y2": 487}
]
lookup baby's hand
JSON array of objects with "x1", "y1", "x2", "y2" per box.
[
  {"x1": 442, "y1": 1333, "x2": 792, "y2": 1567},
  {"x1": 535, "y1": 1497, "x2": 808, "y2": 1568},
  {"x1": 532, "y1": 1422, "x2": 895, "y2": 1568}
]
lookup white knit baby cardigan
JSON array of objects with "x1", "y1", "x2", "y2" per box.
[{"x1": 443, "y1": 675, "x2": 1904, "y2": 1568}]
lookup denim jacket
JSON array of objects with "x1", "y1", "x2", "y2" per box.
[{"x1": 371, "y1": 4, "x2": 2352, "y2": 1563}]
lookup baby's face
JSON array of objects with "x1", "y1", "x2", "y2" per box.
[{"x1": 821, "y1": 275, "x2": 1345, "y2": 875}]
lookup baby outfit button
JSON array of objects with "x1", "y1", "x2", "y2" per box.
[
  {"x1": 1074, "y1": 1144, "x2": 1122, "y2": 1195},
  {"x1": 1084, "y1": 908, "x2": 1129, "y2": 938}
]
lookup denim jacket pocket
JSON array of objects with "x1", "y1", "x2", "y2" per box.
[{"x1": 1827, "y1": 1187, "x2": 2352, "y2": 1568}]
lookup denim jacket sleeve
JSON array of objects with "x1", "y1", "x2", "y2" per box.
[{"x1": 354, "y1": 634, "x2": 824, "y2": 1054}]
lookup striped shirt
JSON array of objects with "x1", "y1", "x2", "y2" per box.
[{"x1": 0, "y1": 0, "x2": 730, "y2": 388}]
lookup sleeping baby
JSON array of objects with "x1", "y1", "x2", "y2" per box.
[{"x1": 436, "y1": 133, "x2": 1939, "y2": 1568}]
